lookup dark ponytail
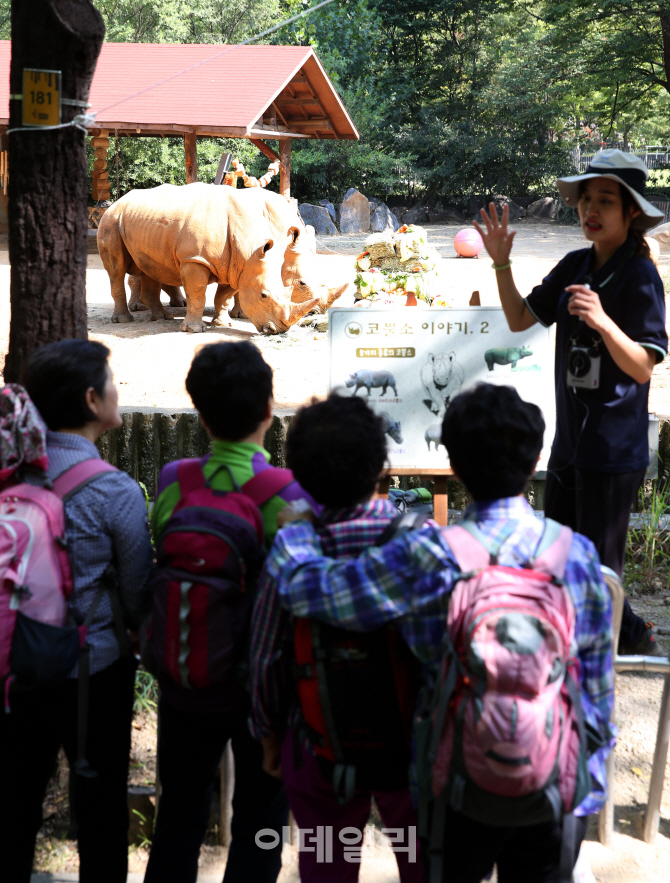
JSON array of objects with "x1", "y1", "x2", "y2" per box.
[{"x1": 619, "y1": 185, "x2": 653, "y2": 260}]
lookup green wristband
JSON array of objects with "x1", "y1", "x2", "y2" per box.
[{"x1": 491, "y1": 260, "x2": 512, "y2": 271}]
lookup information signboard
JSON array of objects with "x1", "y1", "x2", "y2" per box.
[
  {"x1": 22, "y1": 69, "x2": 61, "y2": 128},
  {"x1": 328, "y1": 307, "x2": 556, "y2": 473}
]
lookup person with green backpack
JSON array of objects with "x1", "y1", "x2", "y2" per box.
[{"x1": 270, "y1": 383, "x2": 614, "y2": 883}]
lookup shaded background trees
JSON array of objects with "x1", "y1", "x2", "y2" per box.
[{"x1": 2, "y1": 0, "x2": 670, "y2": 206}]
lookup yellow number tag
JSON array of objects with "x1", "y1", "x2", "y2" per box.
[{"x1": 22, "y1": 69, "x2": 61, "y2": 128}]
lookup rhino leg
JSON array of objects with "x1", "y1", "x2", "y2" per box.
[
  {"x1": 141, "y1": 275, "x2": 171, "y2": 321},
  {"x1": 180, "y1": 262, "x2": 209, "y2": 332},
  {"x1": 163, "y1": 284, "x2": 187, "y2": 307},
  {"x1": 228, "y1": 292, "x2": 247, "y2": 320},
  {"x1": 98, "y1": 212, "x2": 134, "y2": 323},
  {"x1": 212, "y1": 284, "x2": 236, "y2": 326},
  {"x1": 128, "y1": 275, "x2": 149, "y2": 312}
]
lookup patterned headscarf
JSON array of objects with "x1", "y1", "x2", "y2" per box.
[{"x1": 0, "y1": 384, "x2": 48, "y2": 483}]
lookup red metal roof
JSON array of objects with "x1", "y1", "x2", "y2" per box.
[{"x1": 0, "y1": 41, "x2": 358, "y2": 139}]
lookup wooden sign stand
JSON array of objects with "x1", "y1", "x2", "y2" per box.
[{"x1": 379, "y1": 467, "x2": 454, "y2": 526}]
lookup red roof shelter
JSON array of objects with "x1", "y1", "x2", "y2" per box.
[{"x1": 0, "y1": 41, "x2": 358, "y2": 198}]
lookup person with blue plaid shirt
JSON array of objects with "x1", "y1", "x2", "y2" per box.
[
  {"x1": 250, "y1": 394, "x2": 425, "y2": 883},
  {"x1": 270, "y1": 384, "x2": 615, "y2": 883}
]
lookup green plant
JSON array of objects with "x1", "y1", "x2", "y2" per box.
[
  {"x1": 625, "y1": 482, "x2": 670, "y2": 592},
  {"x1": 134, "y1": 668, "x2": 158, "y2": 715},
  {"x1": 130, "y1": 809, "x2": 154, "y2": 851}
]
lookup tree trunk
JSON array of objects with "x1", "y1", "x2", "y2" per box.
[
  {"x1": 184, "y1": 131, "x2": 198, "y2": 183},
  {"x1": 4, "y1": 0, "x2": 105, "y2": 384}
]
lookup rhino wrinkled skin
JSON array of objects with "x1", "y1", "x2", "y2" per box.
[{"x1": 98, "y1": 184, "x2": 346, "y2": 334}]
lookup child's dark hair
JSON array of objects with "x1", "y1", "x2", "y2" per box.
[
  {"x1": 186, "y1": 341, "x2": 273, "y2": 441},
  {"x1": 286, "y1": 394, "x2": 387, "y2": 508},
  {"x1": 24, "y1": 339, "x2": 111, "y2": 431},
  {"x1": 441, "y1": 383, "x2": 544, "y2": 501}
]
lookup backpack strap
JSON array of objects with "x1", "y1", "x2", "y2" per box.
[
  {"x1": 530, "y1": 518, "x2": 573, "y2": 581},
  {"x1": 375, "y1": 510, "x2": 428, "y2": 546},
  {"x1": 176, "y1": 457, "x2": 210, "y2": 495},
  {"x1": 440, "y1": 523, "x2": 493, "y2": 573},
  {"x1": 241, "y1": 467, "x2": 295, "y2": 508},
  {"x1": 52, "y1": 458, "x2": 117, "y2": 501}
]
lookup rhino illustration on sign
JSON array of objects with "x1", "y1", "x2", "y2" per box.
[
  {"x1": 345, "y1": 370, "x2": 398, "y2": 397},
  {"x1": 379, "y1": 411, "x2": 403, "y2": 445},
  {"x1": 424, "y1": 423, "x2": 444, "y2": 452},
  {"x1": 485, "y1": 346, "x2": 533, "y2": 371},
  {"x1": 420, "y1": 352, "x2": 464, "y2": 415}
]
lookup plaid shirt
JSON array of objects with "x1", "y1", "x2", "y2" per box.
[
  {"x1": 249, "y1": 498, "x2": 410, "y2": 743},
  {"x1": 271, "y1": 496, "x2": 615, "y2": 816}
]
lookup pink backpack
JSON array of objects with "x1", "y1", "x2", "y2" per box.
[
  {"x1": 0, "y1": 458, "x2": 117, "y2": 709},
  {"x1": 422, "y1": 518, "x2": 591, "y2": 836}
]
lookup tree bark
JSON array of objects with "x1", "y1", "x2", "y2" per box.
[{"x1": 4, "y1": 0, "x2": 105, "y2": 383}]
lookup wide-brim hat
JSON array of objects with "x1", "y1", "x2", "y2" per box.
[{"x1": 557, "y1": 149, "x2": 664, "y2": 231}]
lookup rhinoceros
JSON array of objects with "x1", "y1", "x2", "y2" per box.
[
  {"x1": 484, "y1": 346, "x2": 533, "y2": 371},
  {"x1": 379, "y1": 411, "x2": 403, "y2": 444},
  {"x1": 97, "y1": 184, "x2": 335, "y2": 334},
  {"x1": 345, "y1": 370, "x2": 398, "y2": 397}
]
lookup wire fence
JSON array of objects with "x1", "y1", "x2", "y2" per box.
[{"x1": 572, "y1": 147, "x2": 670, "y2": 172}]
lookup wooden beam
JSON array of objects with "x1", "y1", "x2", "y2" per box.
[
  {"x1": 246, "y1": 128, "x2": 310, "y2": 139},
  {"x1": 279, "y1": 139, "x2": 291, "y2": 198},
  {"x1": 275, "y1": 98, "x2": 322, "y2": 110},
  {"x1": 290, "y1": 119, "x2": 332, "y2": 133},
  {"x1": 290, "y1": 74, "x2": 307, "y2": 85},
  {"x1": 184, "y1": 131, "x2": 197, "y2": 183},
  {"x1": 250, "y1": 138, "x2": 280, "y2": 164},
  {"x1": 272, "y1": 102, "x2": 289, "y2": 128}
]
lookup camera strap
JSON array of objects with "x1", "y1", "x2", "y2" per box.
[{"x1": 568, "y1": 243, "x2": 635, "y2": 349}]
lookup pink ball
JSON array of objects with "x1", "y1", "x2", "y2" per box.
[{"x1": 454, "y1": 227, "x2": 484, "y2": 258}]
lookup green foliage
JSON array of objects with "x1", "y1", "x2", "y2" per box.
[
  {"x1": 133, "y1": 667, "x2": 158, "y2": 715},
  {"x1": 7, "y1": 0, "x2": 670, "y2": 204},
  {"x1": 625, "y1": 482, "x2": 670, "y2": 592}
]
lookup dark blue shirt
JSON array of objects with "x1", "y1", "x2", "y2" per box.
[{"x1": 525, "y1": 238, "x2": 667, "y2": 472}]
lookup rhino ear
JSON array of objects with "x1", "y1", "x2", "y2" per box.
[
  {"x1": 255, "y1": 239, "x2": 274, "y2": 260},
  {"x1": 288, "y1": 226, "x2": 301, "y2": 244}
]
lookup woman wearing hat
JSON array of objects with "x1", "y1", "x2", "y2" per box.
[{"x1": 475, "y1": 149, "x2": 667, "y2": 656}]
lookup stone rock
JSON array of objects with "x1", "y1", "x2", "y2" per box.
[
  {"x1": 318, "y1": 199, "x2": 337, "y2": 222},
  {"x1": 368, "y1": 196, "x2": 382, "y2": 210},
  {"x1": 467, "y1": 195, "x2": 484, "y2": 217},
  {"x1": 402, "y1": 206, "x2": 429, "y2": 225},
  {"x1": 428, "y1": 204, "x2": 465, "y2": 224},
  {"x1": 491, "y1": 195, "x2": 526, "y2": 220},
  {"x1": 391, "y1": 205, "x2": 410, "y2": 222},
  {"x1": 371, "y1": 203, "x2": 399, "y2": 233},
  {"x1": 298, "y1": 203, "x2": 337, "y2": 235},
  {"x1": 511, "y1": 196, "x2": 534, "y2": 209},
  {"x1": 314, "y1": 317, "x2": 330, "y2": 333},
  {"x1": 527, "y1": 197, "x2": 558, "y2": 220},
  {"x1": 339, "y1": 189, "x2": 371, "y2": 234},
  {"x1": 649, "y1": 220, "x2": 670, "y2": 252}
]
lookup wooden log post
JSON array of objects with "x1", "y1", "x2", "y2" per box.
[
  {"x1": 184, "y1": 131, "x2": 198, "y2": 184},
  {"x1": 4, "y1": 0, "x2": 105, "y2": 383},
  {"x1": 279, "y1": 138, "x2": 291, "y2": 197},
  {"x1": 91, "y1": 129, "x2": 110, "y2": 201}
]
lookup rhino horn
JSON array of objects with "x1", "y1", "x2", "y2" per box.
[{"x1": 289, "y1": 296, "x2": 320, "y2": 324}]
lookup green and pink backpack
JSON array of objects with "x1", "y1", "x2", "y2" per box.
[{"x1": 418, "y1": 518, "x2": 592, "y2": 863}]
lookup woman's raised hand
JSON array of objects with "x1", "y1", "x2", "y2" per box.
[{"x1": 473, "y1": 203, "x2": 516, "y2": 267}]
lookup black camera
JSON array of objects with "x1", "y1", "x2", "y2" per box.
[{"x1": 567, "y1": 345, "x2": 601, "y2": 389}]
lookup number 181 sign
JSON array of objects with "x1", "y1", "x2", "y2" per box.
[
  {"x1": 22, "y1": 69, "x2": 61, "y2": 128},
  {"x1": 328, "y1": 306, "x2": 556, "y2": 473}
]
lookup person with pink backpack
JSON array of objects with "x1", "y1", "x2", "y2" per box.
[
  {"x1": 0, "y1": 340, "x2": 154, "y2": 883},
  {"x1": 271, "y1": 383, "x2": 615, "y2": 883}
]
